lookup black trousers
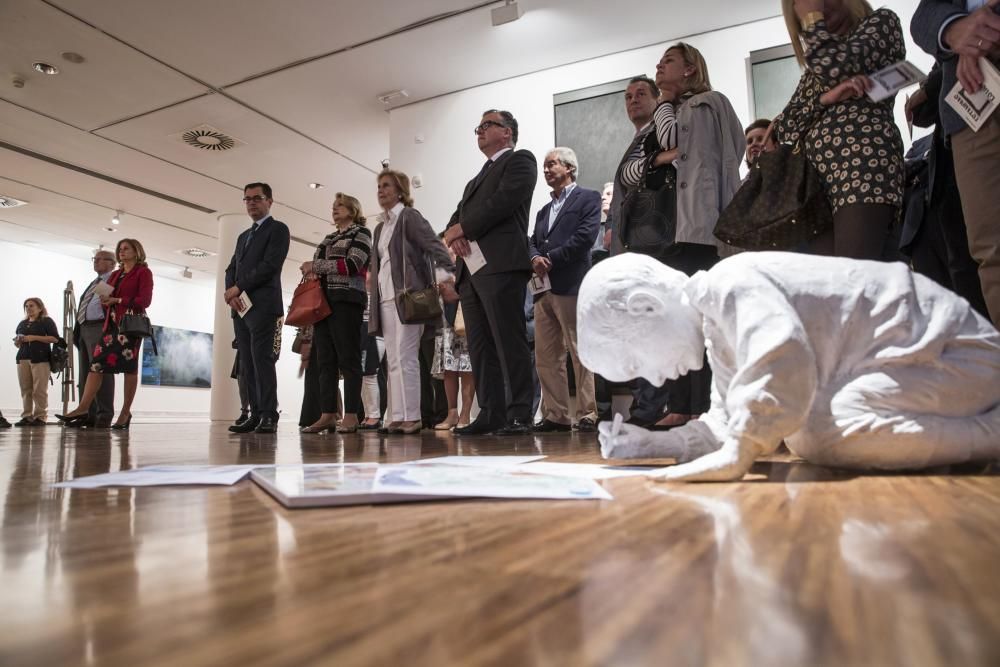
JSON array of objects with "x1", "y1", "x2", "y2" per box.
[
  {"x1": 233, "y1": 309, "x2": 281, "y2": 421},
  {"x1": 419, "y1": 330, "x2": 448, "y2": 426},
  {"x1": 299, "y1": 342, "x2": 322, "y2": 427},
  {"x1": 313, "y1": 302, "x2": 363, "y2": 414},
  {"x1": 631, "y1": 243, "x2": 718, "y2": 422},
  {"x1": 459, "y1": 271, "x2": 533, "y2": 426}
]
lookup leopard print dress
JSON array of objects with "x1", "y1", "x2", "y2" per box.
[{"x1": 773, "y1": 8, "x2": 905, "y2": 215}]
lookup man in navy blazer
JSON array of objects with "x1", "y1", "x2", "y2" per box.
[
  {"x1": 912, "y1": 0, "x2": 1000, "y2": 325},
  {"x1": 443, "y1": 109, "x2": 537, "y2": 436},
  {"x1": 528, "y1": 147, "x2": 601, "y2": 433},
  {"x1": 224, "y1": 182, "x2": 291, "y2": 433}
]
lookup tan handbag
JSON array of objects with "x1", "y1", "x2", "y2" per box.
[{"x1": 453, "y1": 303, "x2": 466, "y2": 336}]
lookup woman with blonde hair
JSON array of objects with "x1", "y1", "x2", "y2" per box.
[
  {"x1": 57, "y1": 238, "x2": 153, "y2": 429},
  {"x1": 298, "y1": 192, "x2": 372, "y2": 434},
  {"x1": 369, "y1": 169, "x2": 457, "y2": 435},
  {"x1": 618, "y1": 41, "x2": 745, "y2": 429},
  {"x1": 13, "y1": 297, "x2": 59, "y2": 426},
  {"x1": 769, "y1": 0, "x2": 905, "y2": 259}
]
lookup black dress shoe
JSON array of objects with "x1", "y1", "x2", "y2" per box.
[
  {"x1": 234, "y1": 410, "x2": 251, "y2": 427},
  {"x1": 495, "y1": 419, "x2": 532, "y2": 436},
  {"x1": 453, "y1": 418, "x2": 500, "y2": 436},
  {"x1": 254, "y1": 417, "x2": 278, "y2": 434},
  {"x1": 229, "y1": 417, "x2": 261, "y2": 434},
  {"x1": 0, "y1": 416, "x2": 11, "y2": 428},
  {"x1": 574, "y1": 417, "x2": 597, "y2": 433},
  {"x1": 532, "y1": 419, "x2": 571, "y2": 433},
  {"x1": 14, "y1": 418, "x2": 34, "y2": 427}
]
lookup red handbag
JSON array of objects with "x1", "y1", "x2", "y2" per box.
[{"x1": 284, "y1": 278, "x2": 331, "y2": 327}]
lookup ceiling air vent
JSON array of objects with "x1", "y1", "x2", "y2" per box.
[
  {"x1": 0, "y1": 195, "x2": 27, "y2": 208},
  {"x1": 180, "y1": 247, "x2": 217, "y2": 258},
  {"x1": 172, "y1": 124, "x2": 245, "y2": 152}
]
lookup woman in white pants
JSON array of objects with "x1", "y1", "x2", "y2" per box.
[{"x1": 368, "y1": 169, "x2": 457, "y2": 435}]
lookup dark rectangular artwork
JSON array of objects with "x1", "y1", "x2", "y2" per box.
[{"x1": 141, "y1": 325, "x2": 213, "y2": 388}]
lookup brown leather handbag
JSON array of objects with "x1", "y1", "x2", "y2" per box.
[
  {"x1": 714, "y1": 143, "x2": 833, "y2": 251},
  {"x1": 285, "y1": 278, "x2": 331, "y2": 327}
]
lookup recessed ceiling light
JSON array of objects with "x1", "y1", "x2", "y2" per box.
[
  {"x1": 32, "y1": 62, "x2": 59, "y2": 75},
  {"x1": 104, "y1": 227, "x2": 115, "y2": 233},
  {"x1": 61, "y1": 52, "x2": 86, "y2": 64},
  {"x1": 308, "y1": 183, "x2": 324, "y2": 189}
]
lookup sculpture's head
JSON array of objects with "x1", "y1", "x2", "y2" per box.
[{"x1": 578, "y1": 254, "x2": 705, "y2": 386}]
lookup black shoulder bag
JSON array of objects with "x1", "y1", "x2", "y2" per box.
[{"x1": 619, "y1": 131, "x2": 677, "y2": 254}]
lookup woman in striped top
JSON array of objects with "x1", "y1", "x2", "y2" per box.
[{"x1": 298, "y1": 192, "x2": 373, "y2": 434}]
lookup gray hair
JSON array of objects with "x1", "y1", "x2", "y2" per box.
[
  {"x1": 547, "y1": 147, "x2": 579, "y2": 181},
  {"x1": 93, "y1": 249, "x2": 115, "y2": 261}
]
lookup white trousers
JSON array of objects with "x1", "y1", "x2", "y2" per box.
[{"x1": 380, "y1": 302, "x2": 423, "y2": 422}]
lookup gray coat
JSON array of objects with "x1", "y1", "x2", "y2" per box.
[{"x1": 368, "y1": 206, "x2": 455, "y2": 336}]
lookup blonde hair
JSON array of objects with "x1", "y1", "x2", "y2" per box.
[
  {"x1": 782, "y1": 0, "x2": 874, "y2": 65},
  {"x1": 334, "y1": 192, "x2": 367, "y2": 226},
  {"x1": 22, "y1": 297, "x2": 48, "y2": 319},
  {"x1": 667, "y1": 42, "x2": 712, "y2": 96},
  {"x1": 377, "y1": 169, "x2": 414, "y2": 208},
  {"x1": 116, "y1": 238, "x2": 148, "y2": 267}
]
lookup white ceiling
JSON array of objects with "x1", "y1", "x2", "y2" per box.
[{"x1": 0, "y1": 0, "x2": 778, "y2": 290}]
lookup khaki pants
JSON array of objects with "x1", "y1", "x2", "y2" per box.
[
  {"x1": 17, "y1": 360, "x2": 49, "y2": 420},
  {"x1": 951, "y1": 110, "x2": 1000, "y2": 326},
  {"x1": 534, "y1": 292, "x2": 596, "y2": 425}
]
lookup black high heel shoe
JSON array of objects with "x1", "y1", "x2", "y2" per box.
[
  {"x1": 111, "y1": 414, "x2": 132, "y2": 430},
  {"x1": 55, "y1": 412, "x2": 88, "y2": 424}
]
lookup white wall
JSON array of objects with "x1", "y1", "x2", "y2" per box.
[
  {"x1": 0, "y1": 241, "x2": 303, "y2": 420},
  {"x1": 390, "y1": 1, "x2": 931, "y2": 230}
]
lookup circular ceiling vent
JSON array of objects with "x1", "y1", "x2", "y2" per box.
[{"x1": 182, "y1": 128, "x2": 236, "y2": 151}]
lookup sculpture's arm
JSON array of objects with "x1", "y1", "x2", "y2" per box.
[
  {"x1": 598, "y1": 418, "x2": 724, "y2": 462},
  {"x1": 647, "y1": 436, "x2": 760, "y2": 482}
]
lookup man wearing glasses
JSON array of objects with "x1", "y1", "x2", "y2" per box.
[
  {"x1": 73, "y1": 249, "x2": 117, "y2": 428},
  {"x1": 224, "y1": 182, "x2": 290, "y2": 433},
  {"x1": 443, "y1": 110, "x2": 537, "y2": 435}
]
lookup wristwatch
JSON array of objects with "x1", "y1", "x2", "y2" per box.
[{"x1": 801, "y1": 11, "x2": 824, "y2": 29}]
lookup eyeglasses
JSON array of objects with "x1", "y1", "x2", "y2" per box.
[
  {"x1": 473, "y1": 120, "x2": 506, "y2": 135},
  {"x1": 243, "y1": 195, "x2": 268, "y2": 203}
]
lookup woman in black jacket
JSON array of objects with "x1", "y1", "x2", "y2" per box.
[{"x1": 13, "y1": 298, "x2": 59, "y2": 426}]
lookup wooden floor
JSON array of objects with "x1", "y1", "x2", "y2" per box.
[{"x1": 1, "y1": 422, "x2": 999, "y2": 666}]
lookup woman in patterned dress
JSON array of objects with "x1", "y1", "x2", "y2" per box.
[
  {"x1": 771, "y1": 0, "x2": 906, "y2": 259},
  {"x1": 57, "y1": 238, "x2": 153, "y2": 429},
  {"x1": 430, "y1": 238, "x2": 475, "y2": 430}
]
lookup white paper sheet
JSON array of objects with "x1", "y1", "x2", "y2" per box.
[
  {"x1": 528, "y1": 273, "x2": 552, "y2": 295},
  {"x1": 945, "y1": 57, "x2": 1000, "y2": 132},
  {"x1": 400, "y1": 455, "x2": 546, "y2": 467},
  {"x1": 53, "y1": 465, "x2": 257, "y2": 488},
  {"x1": 866, "y1": 60, "x2": 926, "y2": 102},
  {"x1": 372, "y1": 463, "x2": 612, "y2": 500},
  {"x1": 237, "y1": 292, "x2": 253, "y2": 318},
  {"x1": 519, "y1": 461, "x2": 668, "y2": 480},
  {"x1": 92, "y1": 281, "x2": 114, "y2": 298},
  {"x1": 464, "y1": 241, "x2": 487, "y2": 274}
]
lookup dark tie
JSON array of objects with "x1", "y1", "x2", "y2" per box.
[
  {"x1": 242, "y1": 224, "x2": 257, "y2": 253},
  {"x1": 471, "y1": 159, "x2": 492, "y2": 189}
]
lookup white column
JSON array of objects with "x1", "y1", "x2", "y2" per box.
[{"x1": 210, "y1": 214, "x2": 246, "y2": 421}]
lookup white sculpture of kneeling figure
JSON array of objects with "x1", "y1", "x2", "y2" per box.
[{"x1": 579, "y1": 252, "x2": 1000, "y2": 482}]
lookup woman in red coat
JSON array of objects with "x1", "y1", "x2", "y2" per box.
[{"x1": 58, "y1": 238, "x2": 154, "y2": 429}]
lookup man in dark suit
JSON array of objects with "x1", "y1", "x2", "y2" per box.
[
  {"x1": 224, "y1": 182, "x2": 291, "y2": 433},
  {"x1": 529, "y1": 147, "x2": 600, "y2": 433},
  {"x1": 443, "y1": 109, "x2": 537, "y2": 435},
  {"x1": 912, "y1": 0, "x2": 1000, "y2": 326},
  {"x1": 73, "y1": 249, "x2": 117, "y2": 428}
]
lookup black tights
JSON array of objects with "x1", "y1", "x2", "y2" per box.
[{"x1": 809, "y1": 203, "x2": 896, "y2": 260}]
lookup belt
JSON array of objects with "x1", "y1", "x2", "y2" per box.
[{"x1": 80, "y1": 319, "x2": 104, "y2": 324}]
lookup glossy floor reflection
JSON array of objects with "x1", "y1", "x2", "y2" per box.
[{"x1": 1, "y1": 422, "x2": 999, "y2": 666}]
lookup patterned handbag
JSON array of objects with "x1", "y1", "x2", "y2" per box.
[
  {"x1": 714, "y1": 143, "x2": 833, "y2": 251},
  {"x1": 619, "y1": 144, "x2": 678, "y2": 255}
]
